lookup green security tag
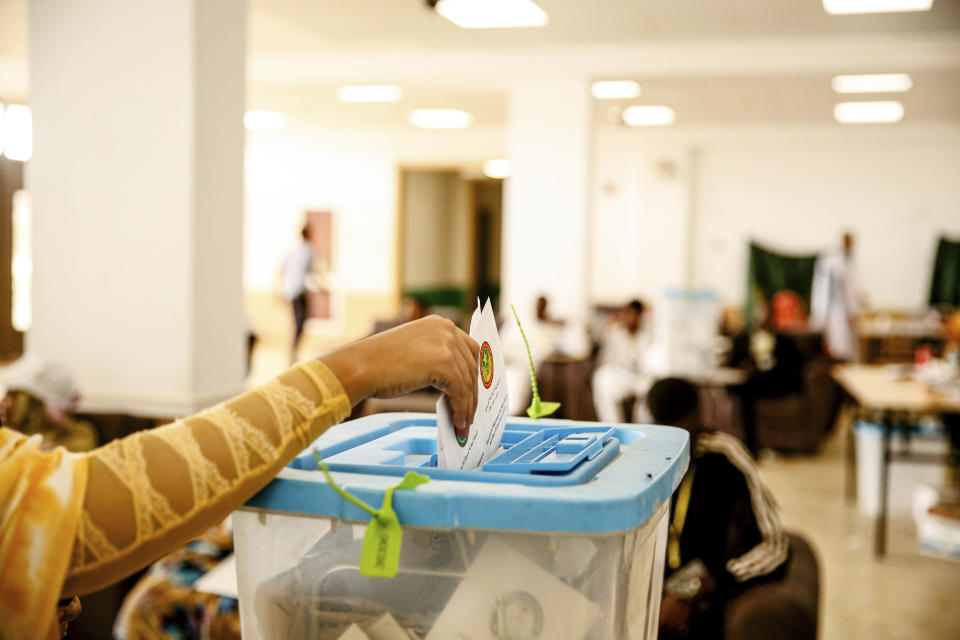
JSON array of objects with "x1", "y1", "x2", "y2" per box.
[
  {"x1": 510, "y1": 304, "x2": 561, "y2": 419},
  {"x1": 312, "y1": 451, "x2": 429, "y2": 578}
]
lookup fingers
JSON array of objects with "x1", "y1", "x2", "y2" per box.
[
  {"x1": 428, "y1": 318, "x2": 478, "y2": 434},
  {"x1": 455, "y1": 332, "x2": 480, "y2": 422},
  {"x1": 450, "y1": 340, "x2": 476, "y2": 433}
]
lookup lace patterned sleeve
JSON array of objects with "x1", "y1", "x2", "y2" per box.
[{"x1": 63, "y1": 359, "x2": 351, "y2": 596}]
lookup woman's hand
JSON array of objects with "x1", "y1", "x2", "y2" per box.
[{"x1": 320, "y1": 316, "x2": 480, "y2": 432}]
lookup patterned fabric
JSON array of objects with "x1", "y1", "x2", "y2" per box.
[
  {"x1": 113, "y1": 522, "x2": 239, "y2": 640},
  {"x1": 0, "y1": 360, "x2": 350, "y2": 640},
  {"x1": 0, "y1": 433, "x2": 88, "y2": 640},
  {"x1": 695, "y1": 431, "x2": 788, "y2": 581}
]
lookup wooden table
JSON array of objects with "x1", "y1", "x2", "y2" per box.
[{"x1": 832, "y1": 363, "x2": 960, "y2": 557}]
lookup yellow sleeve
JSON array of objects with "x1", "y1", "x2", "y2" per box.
[{"x1": 63, "y1": 359, "x2": 351, "y2": 596}]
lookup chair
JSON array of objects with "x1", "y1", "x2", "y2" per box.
[{"x1": 724, "y1": 532, "x2": 820, "y2": 640}]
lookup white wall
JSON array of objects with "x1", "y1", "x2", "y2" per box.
[
  {"x1": 504, "y1": 79, "x2": 593, "y2": 322},
  {"x1": 29, "y1": 0, "x2": 245, "y2": 414},
  {"x1": 401, "y1": 170, "x2": 471, "y2": 292},
  {"x1": 244, "y1": 126, "x2": 504, "y2": 298},
  {"x1": 592, "y1": 124, "x2": 960, "y2": 310}
]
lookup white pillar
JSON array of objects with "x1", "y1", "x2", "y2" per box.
[
  {"x1": 28, "y1": 0, "x2": 246, "y2": 415},
  {"x1": 502, "y1": 78, "x2": 594, "y2": 321}
]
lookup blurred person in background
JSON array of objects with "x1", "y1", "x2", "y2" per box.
[
  {"x1": 281, "y1": 223, "x2": 315, "y2": 361},
  {"x1": 113, "y1": 519, "x2": 239, "y2": 640},
  {"x1": 592, "y1": 299, "x2": 654, "y2": 423},
  {"x1": 726, "y1": 296, "x2": 805, "y2": 455},
  {"x1": 648, "y1": 378, "x2": 787, "y2": 640},
  {"x1": 810, "y1": 231, "x2": 864, "y2": 361},
  {"x1": 401, "y1": 295, "x2": 430, "y2": 323},
  {"x1": 502, "y1": 295, "x2": 590, "y2": 415},
  {"x1": 0, "y1": 353, "x2": 97, "y2": 453}
]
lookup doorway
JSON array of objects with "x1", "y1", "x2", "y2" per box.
[{"x1": 397, "y1": 167, "x2": 502, "y2": 321}]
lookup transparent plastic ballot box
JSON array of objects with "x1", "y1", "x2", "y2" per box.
[{"x1": 234, "y1": 413, "x2": 689, "y2": 640}]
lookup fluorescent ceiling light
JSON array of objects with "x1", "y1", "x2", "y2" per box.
[
  {"x1": 832, "y1": 73, "x2": 913, "y2": 93},
  {"x1": 409, "y1": 109, "x2": 473, "y2": 129},
  {"x1": 244, "y1": 110, "x2": 288, "y2": 131},
  {"x1": 591, "y1": 81, "x2": 641, "y2": 100},
  {"x1": 3, "y1": 104, "x2": 32, "y2": 162},
  {"x1": 338, "y1": 85, "x2": 402, "y2": 102},
  {"x1": 482, "y1": 159, "x2": 512, "y2": 179},
  {"x1": 823, "y1": 0, "x2": 933, "y2": 14},
  {"x1": 435, "y1": 0, "x2": 548, "y2": 29},
  {"x1": 834, "y1": 101, "x2": 904, "y2": 123},
  {"x1": 622, "y1": 105, "x2": 676, "y2": 127}
]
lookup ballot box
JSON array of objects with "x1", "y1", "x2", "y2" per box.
[{"x1": 234, "y1": 413, "x2": 689, "y2": 640}]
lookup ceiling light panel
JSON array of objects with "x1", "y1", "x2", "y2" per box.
[
  {"x1": 409, "y1": 109, "x2": 473, "y2": 129},
  {"x1": 591, "y1": 81, "x2": 641, "y2": 100},
  {"x1": 338, "y1": 85, "x2": 403, "y2": 102},
  {"x1": 622, "y1": 105, "x2": 676, "y2": 127},
  {"x1": 435, "y1": 0, "x2": 548, "y2": 29},
  {"x1": 831, "y1": 73, "x2": 913, "y2": 93},
  {"x1": 833, "y1": 101, "x2": 905, "y2": 123},
  {"x1": 823, "y1": 0, "x2": 933, "y2": 15},
  {"x1": 482, "y1": 159, "x2": 512, "y2": 179}
]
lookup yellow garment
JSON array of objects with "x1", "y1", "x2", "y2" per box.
[{"x1": 0, "y1": 360, "x2": 350, "y2": 640}]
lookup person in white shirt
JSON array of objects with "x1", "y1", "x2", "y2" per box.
[
  {"x1": 592, "y1": 300, "x2": 654, "y2": 423},
  {"x1": 281, "y1": 224, "x2": 315, "y2": 359},
  {"x1": 502, "y1": 296, "x2": 590, "y2": 416},
  {"x1": 810, "y1": 232, "x2": 864, "y2": 361}
]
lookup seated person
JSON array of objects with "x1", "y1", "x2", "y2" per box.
[
  {"x1": 0, "y1": 353, "x2": 97, "y2": 452},
  {"x1": 726, "y1": 295, "x2": 805, "y2": 454},
  {"x1": 113, "y1": 520, "x2": 238, "y2": 640},
  {"x1": 648, "y1": 378, "x2": 788, "y2": 640},
  {"x1": 503, "y1": 295, "x2": 589, "y2": 415},
  {"x1": 592, "y1": 299, "x2": 653, "y2": 423}
]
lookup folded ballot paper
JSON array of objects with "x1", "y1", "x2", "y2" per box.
[{"x1": 436, "y1": 298, "x2": 509, "y2": 471}]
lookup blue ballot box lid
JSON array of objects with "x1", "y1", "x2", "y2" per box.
[{"x1": 243, "y1": 413, "x2": 690, "y2": 534}]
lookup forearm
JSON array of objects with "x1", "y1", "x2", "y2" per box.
[{"x1": 64, "y1": 360, "x2": 350, "y2": 596}]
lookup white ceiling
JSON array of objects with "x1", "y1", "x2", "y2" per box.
[
  {"x1": 249, "y1": 0, "x2": 960, "y2": 52},
  {"x1": 2, "y1": 0, "x2": 960, "y2": 126}
]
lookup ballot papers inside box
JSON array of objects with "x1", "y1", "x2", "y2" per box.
[{"x1": 234, "y1": 413, "x2": 689, "y2": 640}]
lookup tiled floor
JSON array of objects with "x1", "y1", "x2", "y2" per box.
[{"x1": 758, "y1": 419, "x2": 960, "y2": 639}]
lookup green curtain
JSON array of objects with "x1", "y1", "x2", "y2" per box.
[
  {"x1": 929, "y1": 236, "x2": 960, "y2": 308},
  {"x1": 745, "y1": 242, "x2": 818, "y2": 328},
  {"x1": 403, "y1": 286, "x2": 467, "y2": 310}
]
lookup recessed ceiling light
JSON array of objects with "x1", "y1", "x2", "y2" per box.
[
  {"x1": 823, "y1": 0, "x2": 933, "y2": 15},
  {"x1": 409, "y1": 109, "x2": 473, "y2": 129},
  {"x1": 834, "y1": 101, "x2": 904, "y2": 124},
  {"x1": 434, "y1": 0, "x2": 548, "y2": 29},
  {"x1": 591, "y1": 81, "x2": 641, "y2": 100},
  {"x1": 3, "y1": 104, "x2": 32, "y2": 162},
  {"x1": 338, "y1": 85, "x2": 403, "y2": 102},
  {"x1": 622, "y1": 105, "x2": 676, "y2": 127},
  {"x1": 244, "y1": 110, "x2": 288, "y2": 131},
  {"x1": 831, "y1": 73, "x2": 913, "y2": 93},
  {"x1": 482, "y1": 159, "x2": 512, "y2": 179}
]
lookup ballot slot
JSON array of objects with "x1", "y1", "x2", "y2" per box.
[
  {"x1": 298, "y1": 422, "x2": 631, "y2": 487},
  {"x1": 481, "y1": 426, "x2": 616, "y2": 474}
]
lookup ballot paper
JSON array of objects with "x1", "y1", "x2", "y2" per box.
[
  {"x1": 337, "y1": 624, "x2": 372, "y2": 640},
  {"x1": 436, "y1": 298, "x2": 509, "y2": 471},
  {"x1": 364, "y1": 613, "x2": 417, "y2": 640},
  {"x1": 425, "y1": 538, "x2": 601, "y2": 640}
]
